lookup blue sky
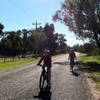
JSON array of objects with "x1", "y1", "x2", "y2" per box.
[{"x1": 0, "y1": 0, "x2": 83, "y2": 46}]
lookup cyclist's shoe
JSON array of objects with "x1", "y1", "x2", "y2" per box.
[{"x1": 70, "y1": 66, "x2": 74, "y2": 72}]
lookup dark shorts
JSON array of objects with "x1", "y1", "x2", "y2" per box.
[{"x1": 70, "y1": 59, "x2": 75, "y2": 66}]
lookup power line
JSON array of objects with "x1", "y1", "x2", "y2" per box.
[
  {"x1": 6, "y1": 0, "x2": 39, "y2": 30},
  {"x1": 7, "y1": 0, "x2": 34, "y2": 19}
]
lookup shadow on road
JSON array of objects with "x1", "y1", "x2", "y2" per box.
[
  {"x1": 33, "y1": 87, "x2": 52, "y2": 100},
  {"x1": 71, "y1": 61, "x2": 83, "y2": 77},
  {"x1": 71, "y1": 70, "x2": 81, "y2": 77},
  {"x1": 53, "y1": 61, "x2": 69, "y2": 65},
  {"x1": 54, "y1": 61, "x2": 83, "y2": 77}
]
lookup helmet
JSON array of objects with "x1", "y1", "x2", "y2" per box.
[{"x1": 44, "y1": 49, "x2": 50, "y2": 53}]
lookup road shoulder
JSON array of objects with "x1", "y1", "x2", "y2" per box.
[{"x1": 85, "y1": 73, "x2": 100, "y2": 100}]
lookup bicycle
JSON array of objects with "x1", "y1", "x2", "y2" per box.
[{"x1": 38, "y1": 64, "x2": 49, "y2": 90}]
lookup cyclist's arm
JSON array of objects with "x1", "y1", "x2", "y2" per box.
[
  {"x1": 68, "y1": 54, "x2": 70, "y2": 60},
  {"x1": 37, "y1": 56, "x2": 44, "y2": 65}
]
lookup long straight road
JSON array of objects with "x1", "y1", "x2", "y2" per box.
[{"x1": 0, "y1": 55, "x2": 93, "y2": 100}]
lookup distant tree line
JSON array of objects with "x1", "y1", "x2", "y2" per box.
[
  {"x1": 0, "y1": 23, "x2": 67, "y2": 58},
  {"x1": 73, "y1": 42, "x2": 100, "y2": 55}
]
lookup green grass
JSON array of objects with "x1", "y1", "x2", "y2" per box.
[
  {"x1": 0, "y1": 58, "x2": 38, "y2": 71},
  {"x1": 79, "y1": 53, "x2": 100, "y2": 91},
  {"x1": 0, "y1": 53, "x2": 66, "y2": 71}
]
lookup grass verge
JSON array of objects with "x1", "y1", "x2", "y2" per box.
[
  {"x1": 0, "y1": 58, "x2": 38, "y2": 71},
  {"x1": 0, "y1": 53, "x2": 66, "y2": 71},
  {"x1": 79, "y1": 53, "x2": 100, "y2": 91}
]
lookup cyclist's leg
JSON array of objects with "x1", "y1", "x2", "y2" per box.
[
  {"x1": 70, "y1": 59, "x2": 74, "y2": 71},
  {"x1": 47, "y1": 65, "x2": 51, "y2": 85},
  {"x1": 42, "y1": 65, "x2": 45, "y2": 71},
  {"x1": 70, "y1": 64, "x2": 73, "y2": 71}
]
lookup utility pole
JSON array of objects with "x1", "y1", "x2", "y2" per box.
[
  {"x1": 32, "y1": 20, "x2": 41, "y2": 31},
  {"x1": 32, "y1": 20, "x2": 41, "y2": 58}
]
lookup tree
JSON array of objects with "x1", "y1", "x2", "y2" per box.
[
  {"x1": 44, "y1": 23, "x2": 55, "y2": 54},
  {"x1": 32, "y1": 31, "x2": 47, "y2": 55},
  {"x1": 0, "y1": 23, "x2": 4, "y2": 33},
  {"x1": 55, "y1": 34, "x2": 67, "y2": 53},
  {"x1": 58, "y1": 34, "x2": 67, "y2": 52},
  {"x1": 53, "y1": 0, "x2": 100, "y2": 49},
  {"x1": 21, "y1": 29, "x2": 29, "y2": 57},
  {"x1": 0, "y1": 31, "x2": 23, "y2": 61},
  {"x1": 0, "y1": 23, "x2": 4, "y2": 38},
  {"x1": 7, "y1": 31, "x2": 23, "y2": 56},
  {"x1": 0, "y1": 38, "x2": 12, "y2": 56}
]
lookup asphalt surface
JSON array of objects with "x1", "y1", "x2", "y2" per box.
[{"x1": 0, "y1": 55, "x2": 93, "y2": 100}]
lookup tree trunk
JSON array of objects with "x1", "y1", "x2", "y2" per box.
[
  {"x1": 4, "y1": 57, "x2": 6, "y2": 63},
  {"x1": 94, "y1": 32, "x2": 100, "y2": 49}
]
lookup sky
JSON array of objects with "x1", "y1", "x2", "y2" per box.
[{"x1": 0, "y1": 0, "x2": 84, "y2": 47}]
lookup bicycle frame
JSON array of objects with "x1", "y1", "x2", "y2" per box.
[{"x1": 41, "y1": 67, "x2": 47, "y2": 80}]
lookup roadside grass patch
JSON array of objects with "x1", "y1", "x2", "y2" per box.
[
  {"x1": 0, "y1": 58, "x2": 38, "y2": 71},
  {"x1": 79, "y1": 53, "x2": 100, "y2": 91},
  {"x1": 0, "y1": 53, "x2": 66, "y2": 71}
]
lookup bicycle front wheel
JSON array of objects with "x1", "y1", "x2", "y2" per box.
[{"x1": 39, "y1": 74, "x2": 45, "y2": 90}]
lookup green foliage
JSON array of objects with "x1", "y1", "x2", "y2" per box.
[
  {"x1": 44, "y1": 23, "x2": 55, "y2": 54},
  {"x1": 44, "y1": 23, "x2": 67, "y2": 55},
  {"x1": 0, "y1": 31, "x2": 23, "y2": 56},
  {"x1": 73, "y1": 43, "x2": 100, "y2": 55},
  {"x1": 32, "y1": 31, "x2": 47, "y2": 53},
  {"x1": 0, "y1": 23, "x2": 67, "y2": 57}
]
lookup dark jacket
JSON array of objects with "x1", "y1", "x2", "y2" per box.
[
  {"x1": 38, "y1": 55, "x2": 51, "y2": 66},
  {"x1": 68, "y1": 52, "x2": 76, "y2": 60}
]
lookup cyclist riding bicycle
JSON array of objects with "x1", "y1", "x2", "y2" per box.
[
  {"x1": 68, "y1": 49, "x2": 77, "y2": 72},
  {"x1": 37, "y1": 49, "x2": 52, "y2": 87}
]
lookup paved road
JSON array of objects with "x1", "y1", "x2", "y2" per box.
[{"x1": 0, "y1": 55, "x2": 93, "y2": 100}]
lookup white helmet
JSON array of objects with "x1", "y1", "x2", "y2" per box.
[{"x1": 44, "y1": 49, "x2": 50, "y2": 53}]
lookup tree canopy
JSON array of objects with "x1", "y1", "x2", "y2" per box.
[
  {"x1": 0, "y1": 23, "x2": 4, "y2": 35},
  {"x1": 53, "y1": 0, "x2": 100, "y2": 48},
  {"x1": 0, "y1": 23, "x2": 67, "y2": 57}
]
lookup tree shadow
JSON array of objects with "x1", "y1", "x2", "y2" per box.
[
  {"x1": 82, "y1": 62, "x2": 100, "y2": 72},
  {"x1": 71, "y1": 61, "x2": 82, "y2": 77},
  {"x1": 53, "y1": 61, "x2": 69, "y2": 65},
  {"x1": 71, "y1": 69, "x2": 82, "y2": 77},
  {"x1": 33, "y1": 87, "x2": 52, "y2": 100}
]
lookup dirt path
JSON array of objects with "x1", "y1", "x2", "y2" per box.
[{"x1": 0, "y1": 55, "x2": 93, "y2": 100}]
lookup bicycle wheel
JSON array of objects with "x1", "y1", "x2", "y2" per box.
[{"x1": 39, "y1": 74, "x2": 45, "y2": 90}]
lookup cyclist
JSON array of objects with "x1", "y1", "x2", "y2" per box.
[
  {"x1": 68, "y1": 49, "x2": 77, "y2": 72},
  {"x1": 37, "y1": 49, "x2": 52, "y2": 87}
]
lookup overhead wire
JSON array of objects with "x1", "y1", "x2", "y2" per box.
[
  {"x1": 6, "y1": 0, "x2": 34, "y2": 21},
  {"x1": 5, "y1": 0, "x2": 36, "y2": 31}
]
